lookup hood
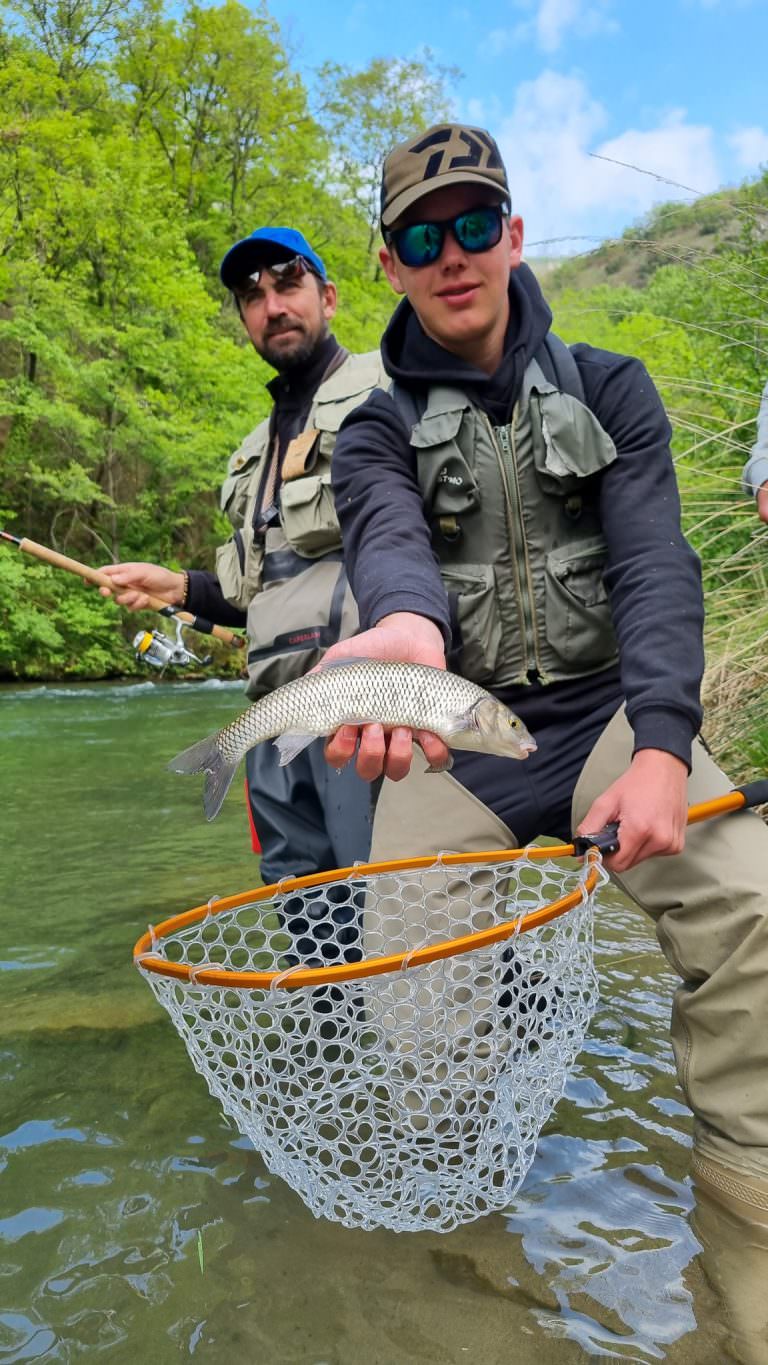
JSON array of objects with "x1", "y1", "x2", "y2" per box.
[{"x1": 380, "y1": 262, "x2": 553, "y2": 425}]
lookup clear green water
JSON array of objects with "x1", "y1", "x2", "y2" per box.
[{"x1": 0, "y1": 680, "x2": 759, "y2": 1362}]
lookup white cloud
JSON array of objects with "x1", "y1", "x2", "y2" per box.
[
  {"x1": 482, "y1": 0, "x2": 618, "y2": 56},
  {"x1": 492, "y1": 72, "x2": 723, "y2": 250},
  {"x1": 535, "y1": 0, "x2": 618, "y2": 52},
  {"x1": 728, "y1": 125, "x2": 768, "y2": 171},
  {"x1": 484, "y1": 27, "x2": 515, "y2": 56}
]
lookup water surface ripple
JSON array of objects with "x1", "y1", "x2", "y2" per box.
[{"x1": 0, "y1": 681, "x2": 755, "y2": 1362}]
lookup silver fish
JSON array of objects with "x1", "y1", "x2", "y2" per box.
[{"x1": 169, "y1": 659, "x2": 537, "y2": 820}]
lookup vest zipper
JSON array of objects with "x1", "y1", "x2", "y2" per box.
[{"x1": 486, "y1": 411, "x2": 548, "y2": 682}]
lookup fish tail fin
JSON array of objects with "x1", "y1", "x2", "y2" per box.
[{"x1": 168, "y1": 734, "x2": 239, "y2": 822}]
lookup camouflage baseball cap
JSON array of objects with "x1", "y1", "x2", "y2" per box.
[{"x1": 380, "y1": 123, "x2": 510, "y2": 230}]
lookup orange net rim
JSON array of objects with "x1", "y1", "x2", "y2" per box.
[
  {"x1": 131, "y1": 790, "x2": 752, "y2": 991},
  {"x1": 133, "y1": 842, "x2": 603, "y2": 991}
]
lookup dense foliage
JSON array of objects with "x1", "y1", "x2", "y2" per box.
[
  {"x1": 549, "y1": 177, "x2": 768, "y2": 770},
  {"x1": 0, "y1": 0, "x2": 450, "y2": 676}
]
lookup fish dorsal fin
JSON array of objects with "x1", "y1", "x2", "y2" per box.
[{"x1": 314, "y1": 655, "x2": 372, "y2": 672}]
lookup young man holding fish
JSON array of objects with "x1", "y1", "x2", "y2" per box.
[
  {"x1": 319, "y1": 125, "x2": 768, "y2": 1232},
  {"x1": 101, "y1": 227, "x2": 386, "y2": 885}
]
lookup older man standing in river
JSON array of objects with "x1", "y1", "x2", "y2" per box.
[{"x1": 101, "y1": 225, "x2": 386, "y2": 890}]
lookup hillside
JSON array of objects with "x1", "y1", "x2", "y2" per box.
[{"x1": 547, "y1": 175, "x2": 768, "y2": 293}]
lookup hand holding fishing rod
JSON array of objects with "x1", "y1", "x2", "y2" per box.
[{"x1": 0, "y1": 530, "x2": 245, "y2": 652}]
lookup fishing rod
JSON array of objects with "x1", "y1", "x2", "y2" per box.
[{"x1": 1, "y1": 530, "x2": 246, "y2": 668}]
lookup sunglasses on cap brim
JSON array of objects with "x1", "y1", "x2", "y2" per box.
[
  {"x1": 234, "y1": 255, "x2": 323, "y2": 293},
  {"x1": 385, "y1": 204, "x2": 506, "y2": 269}
]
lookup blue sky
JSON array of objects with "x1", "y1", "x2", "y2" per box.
[{"x1": 267, "y1": 0, "x2": 768, "y2": 252}]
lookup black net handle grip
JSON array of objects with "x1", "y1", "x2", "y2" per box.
[{"x1": 572, "y1": 780, "x2": 768, "y2": 859}]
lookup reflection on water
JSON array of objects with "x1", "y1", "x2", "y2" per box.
[{"x1": 0, "y1": 680, "x2": 760, "y2": 1362}]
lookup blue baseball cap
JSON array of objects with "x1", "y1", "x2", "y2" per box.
[{"x1": 219, "y1": 227, "x2": 327, "y2": 290}]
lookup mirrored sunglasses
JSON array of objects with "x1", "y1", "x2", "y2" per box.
[
  {"x1": 387, "y1": 204, "x2": 505, "y2": 269},
  {"x1": 235, "y1": 255, "x2": 322, "y2": 293}
]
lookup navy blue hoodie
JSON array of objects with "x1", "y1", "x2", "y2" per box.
[{"x1": 331, "y1": 263, "x2": 705, "y2": 792}]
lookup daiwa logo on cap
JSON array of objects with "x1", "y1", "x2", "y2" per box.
[
  {"x1": 380, "y1": 122, "x2": 510, "y2": 229},
  {"x1": 408, "y1": 127, "x2": 504, "y2": 181}
]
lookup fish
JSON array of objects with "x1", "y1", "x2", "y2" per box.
[{"x1": 168, "y1": 658, "x2": 537, "y2": 820}]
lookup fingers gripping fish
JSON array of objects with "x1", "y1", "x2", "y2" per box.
[{"x1": 169, "y1": 659, "x2": 537, "y2": 820}]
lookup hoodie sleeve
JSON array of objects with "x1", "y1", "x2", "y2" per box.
[
  {"x1": 332, "y1": 389, "x2": 452, "y2": 645},
  {"x1": 742, "y1": 379, "x2": 768, "y2": 497},
  {"x1": 185, "y1": 570, "x2": 247, "y2": 629},
  {"x1": 573, "y1": 345, "x2": 705, "y2": 766}
]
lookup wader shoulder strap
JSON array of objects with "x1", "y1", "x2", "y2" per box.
[
  {"x1": 534, "y1": 333, "x2": 585, "y2": 405},
  {"x1": 390, "y1": 332, "x2": 585, "y2": 429},
  {"x1": 388, "y1": 379, "x2": 428, "y2": 436}
]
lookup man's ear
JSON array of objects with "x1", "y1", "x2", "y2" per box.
[
  {"x1": 379, "y1": 245, "x2": 406, "y2": 295},
  {"x1": 507, "y1": 215, "x2": 524, "y2": 271},
  {"x1": 322, "y1": 280, "x2": 338, "y2": 321}
]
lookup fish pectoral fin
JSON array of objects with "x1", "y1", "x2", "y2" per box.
[
  {"x1": 439, "y1": 708, "x2": 482, "y2": 738},
  {"x1": 424, "y1": 754, "x2": 454, "y2": 774},
  {"x1": 273, "y1": 732, "x2": 318, "y2": 766}
]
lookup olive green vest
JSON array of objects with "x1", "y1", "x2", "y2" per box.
[
  {"x1": 215, "y1": 349, "x2": 387, "y2": 697},
  {"x1": 408, "y1": 355, "x2": 620, "y2": 688}
]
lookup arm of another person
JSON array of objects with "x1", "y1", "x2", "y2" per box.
[
  {"x1": 324, "y1": 389, "x2": 453, "y2": 779},
  {"x1": 572, "y1": 349, "x2": 705, "y2": 872},
  {"x1": 98, "y1": 563, "x2": 246, "y2": 629},
  {"x1": 742, "y1": 379, "x2": 768, "y2": 524}
]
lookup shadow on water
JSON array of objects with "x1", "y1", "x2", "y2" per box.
[{"x1": 0, "y1": 681, "x2": 758, "y2": 1362}]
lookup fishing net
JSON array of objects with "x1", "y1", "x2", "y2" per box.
[{"x1": 135, "y1": 844, "x2": 606, "y2": 1234}]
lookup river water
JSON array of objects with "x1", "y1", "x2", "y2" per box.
[{"x1": 0, "y1": 680, "x2": 761, "y2": 1362}]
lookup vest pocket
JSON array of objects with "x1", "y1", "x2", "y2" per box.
[
  {"x1": 531, "y1": 391, "x2": 617, "y2": 494},
  {"x1": 215, "y1": 531, "x2": 263, "y2": 611},
  {"x1": 544, "y1": 538, "x2": 617, "y2": 668},
  {"x1": 279, "y1": 472, "x2": 342, "y2": 558},
  {"x1": 441, "y1": 563, "x2": 502, "y2": 686},
  {"x1": 245, "y1": 561, "x2": 359, "y2": 696}
]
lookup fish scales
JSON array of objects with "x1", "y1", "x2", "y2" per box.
[
  {"x1": 225, "y1": 662, "x2": 488, "y2": 753},
  {"x1": 169, "y1": 659, "x2": 536, "y2": 820}
]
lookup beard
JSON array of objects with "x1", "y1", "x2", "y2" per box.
[{"x1": 259, "y1": 319, "x2": 326, "y2": 373}]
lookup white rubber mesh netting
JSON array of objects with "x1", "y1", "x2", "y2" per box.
[{"x1": 137, "y1": 854, "x2": 604, "y2": 1233}]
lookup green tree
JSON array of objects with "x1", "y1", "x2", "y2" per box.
[{"x1": 316, "y1": 52, "x2": 459, "y2": 265}]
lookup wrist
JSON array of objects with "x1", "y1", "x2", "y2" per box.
[
  {"x1": 377, "y1": 612, "x2": 444, "y2": 648},
  {"x1": 631, "y1": 748, "x2": 688, "y2": 777}
]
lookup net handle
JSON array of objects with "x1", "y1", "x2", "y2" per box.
[{"x1": 133, "y1": 786, "x2": 766, "y2": 990}]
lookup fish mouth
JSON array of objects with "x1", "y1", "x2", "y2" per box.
[{"x1": 519, "y1": 738, "x2": 538, "y2": 756}]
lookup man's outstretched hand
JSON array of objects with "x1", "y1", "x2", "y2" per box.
[
  {"x1": 98, "y1": 562, "x2": 186, "y2": 611},
  {"x1": 322, "y1": 612, "x2": 450, "y2": 781}
]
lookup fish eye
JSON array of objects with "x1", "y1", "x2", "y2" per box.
[{"x1": 508, "y1": 716, "x2": 520, "y2": 729}]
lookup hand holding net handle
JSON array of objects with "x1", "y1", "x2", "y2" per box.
[{"x1": 572, "y1": 782, "x2": 768, "y2": 858}]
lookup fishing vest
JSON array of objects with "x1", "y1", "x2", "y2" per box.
[
  {"x1": 400, "y1": 337, "x2": 620, "y2": 688},
  {"x1": 215, "y1": 349, "x2": 387, "y2": 697}
]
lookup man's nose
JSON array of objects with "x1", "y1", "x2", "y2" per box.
[
  {"x1": 439, "y1": 229, "x2": 468, "y2": 269},
  {"x1": 264, "y1": 287, "x2": 287, "y2": 316}
]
